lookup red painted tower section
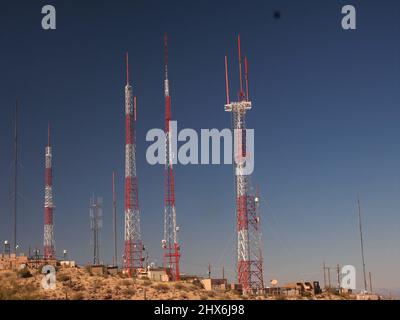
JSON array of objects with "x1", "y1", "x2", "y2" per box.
[
  {"x1": 44, "y1": 123, "x2": 55, "y2": 260},
  {"x1": 162, "y1": 34, "x2": 180, "y2": 281}
]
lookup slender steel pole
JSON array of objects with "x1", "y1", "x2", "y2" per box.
[
  {"x1": 357, "y1": 197, "x2": 368, "y2": 291},
  {"x1": 369, "y1": 272, "x2": 373, "y2": 293},
  {"x1": 13, "y1": 100, "x2": 18, "y2": 254},
  {"x1": 327, "y1": 267, "x2": 331, "y2": 289}
]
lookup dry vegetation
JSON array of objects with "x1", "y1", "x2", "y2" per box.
[
  {"x1": 0, "y1": 268, "x2": 240, "y2": 300},
  {"x1": 0, "y1": 268, "x2": 352, "y2": 300}
]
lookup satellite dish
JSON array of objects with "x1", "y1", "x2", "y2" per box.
[{"x1": 270, "y1": 279, "x2": 278, "y2": 286}]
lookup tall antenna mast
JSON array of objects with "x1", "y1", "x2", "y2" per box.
[
  {"x1": 123, "y1": 52, "x2": 143, "y2": 275},
  {"x1": 162, "y1": 33, "x2": 181, "y2": 281},
  {"x1": 43, "y1": 123, "x2": 56, "y2": 260},
  {"x1": 90, "y1": 195, "x2": 103, "y2": 265},
  {"x1": 112, "y1": 172, "x2": 117, "y2": 267},
  {"x1": 357, "y1": 197, "x2": 368, "y2": 291},
  {"x1": 13, "y1": 100, "x2": 18, "y2": 254},
  {"x1": 224, "y1": 35, "x2": 264, "y2": 294}
]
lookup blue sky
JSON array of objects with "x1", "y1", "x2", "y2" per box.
[{"x1": 0, "y1": 0, "x2": 399, "y2": 289}]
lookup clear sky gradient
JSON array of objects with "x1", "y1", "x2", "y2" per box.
[{"x1": 0, "y1": 0, "x2": 399, "y2": 289}]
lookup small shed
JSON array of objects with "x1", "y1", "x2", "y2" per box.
[
  {"x1": 90, "y1": 265, "x2": 105, "y2": 275},
  {"x1": 147, "y1": 267, "x2": 169, "y2": 282},
  {"x1": 201, "y1": 278, "x2": 228, "y2": 291},
  {"x1": 60, "y1": 260, "x2": 76, "y2": 268},
  {"x1": 107, "y1": 266, "x2": 118, "y2": 275}
]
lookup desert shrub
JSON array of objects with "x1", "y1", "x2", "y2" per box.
[
  {"x1": 72, "y1": 284, "x2": 85, "y2": 291},
  {"x1": 189, "y1": 284, "x2": 201, "y2": 291},
  {"x1": 123, "y1": 287, "x2": 136, "y2": 296},
  {"x1": 174, "y1": 283, "x2": 185, "y2": 290},
  {"x1": 58, "y1": 274, "x2": 71, "y2": 282},
  {"x1": 275, "y1": 294, "x2": 287, "y2": 300},
  {"x1": 153, "y1": 283, "x2": 169, "y2": 292},
  {"x1": 92, "y1": 279, "x2": 102, "y2": 289},
  {"x1": 119, "y1": 279, "x2": 132, "y2": 286},
  {"x1": 142, "y1": 279, "x2": 152, "y2": 286},
  {"x1": 0, "y1": 282, "x2": 41, "y2": 300},
  {"x1": 206, "y1": 291, "x2": 215, "y2": 297},
  {"x1": 0, "y1": 272, "x2": 14, "y2": 279},
  {"x1": 200, "y1": 295, "x2": 208, "y2": 300},
  {"x1": 17, "y1": 268, "x2": 32, "y2": 278},
  {"x1": 0, "y1": 286, "x2": 15, "y2": 300}
]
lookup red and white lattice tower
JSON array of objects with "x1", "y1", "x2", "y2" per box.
[
  {"x1": 44, "y1": 123, "x2": 55, "y2": 260},
  {"x1": 162, "y1": 34, "x2": 180, "y2": 281},
  {"x1": 224, "y1": 35, "x2": 264, "y2": 293},
  {"x1": 123, "y1": 53, "x2": 143, "y2": 275}
]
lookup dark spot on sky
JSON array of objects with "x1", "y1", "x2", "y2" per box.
[{"x1": 273, "y1": 11, "x2": 281, "y2": 19}]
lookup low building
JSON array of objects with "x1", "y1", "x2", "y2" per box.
[
  {"x1": 201, "y1": 278, "x2": 228, "y2": 291},
  {"x1": 147, "y1": 267, "x2": 169, "y2": 282},
  {"x1": 60, "y1": 260, "x2": 76, "y2": 268},
  {"x1": 283, "y1": 281, "x2": 321, "y2": 295},
  {"x1": 107, "y1": 266, "x2": 118, "y2": 275},
  {"x1": 90, "y1": 265, "x2": 105, "y2": 275},
  {"x1": 230, "y1": 283, "x2": 243, "y2": 292}
]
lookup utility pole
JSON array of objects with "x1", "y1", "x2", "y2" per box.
[
  {"x1": 222, "y1": 266, "x2": 225, "y2": 280},
  {"x1": 90, "y1": 195, "x2": 103, "y2": 265},
  {"x1": 323, "y1": 261, "x2": 326, "y2": 290},
  {"x1": 13, "y1": 100, "x2": 18, "y2": 254},
  {"x1": 327, "y1": 267, "x2": 331, "y2": 290},
  {"x1": 208, "y1": 263, "x2": 211, "y2": 279},
  {"x1": 369, "y1": 272, "x2": 373, "y2": 293},
  {"x1": 357, "y1": 197, "x2": 368, "y2": 292}
]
